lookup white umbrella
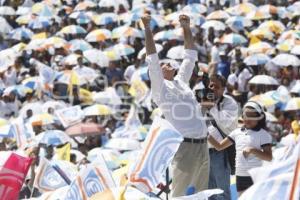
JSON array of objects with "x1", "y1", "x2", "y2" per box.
[
  {"x1": 16, "y1": 6, "x2": 31, "y2": 15},
  {"x1": 244, "y1": 54, "x2": 271, "y2": 66},
  {"x1": 88, "y1": 148, "x2": 120, "y2": 169},
  {"x1": 167, "y1": 45, "x2": 184, "y2": 60},
  {"x1": 37, "y1": 130, "x2": 72, "y2": 146},
  {"x1": 42, "y1": 101, "x2": 68, "y2": 113},
  {"x1": 98, "y1": 0, "x2": 129, "y2": 11},
  {"x1": 291, "y1": 45, "x2": 300, "y2": 55},
  {"x1": 284, "y1": 98, "x2": 300, "y2": 111},
  {"x1": 265, "y1": 112, "x2": 278, "y2": 122},
  {"x1": 201, "y1": 20, "x2": 226, "y2": 30},
  {"x1": 62, "y1": 54, "x2": 81, "y2": 66},
  {"x1": 249, "y1": 75, "x2": 279, "y2": 85},
  {"x1": 0, "y1": 6, "x2": 15, "y2": 15},
  {"x1": 83, "y1": 49, "x2": 109, "y2": 67},
  {"x1": 272, "y1": 53, "x2": 300, "y2": 67},
  {"x1": 20, "y1": 102, "x2": 43, "y2": 118},
  {"x1": 138, "y1": 43, "x2": 163, "y2": 59},
  {"x1": 105, "y1": 138, "x2": 141, "y2": 151},
  {"x1": 290, "y1": 80, "x2": 300, "y2": 94},
  {"x1": 0, "y1": 16, "x2": 12, "y2": 34}
]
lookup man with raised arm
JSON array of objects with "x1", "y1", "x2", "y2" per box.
[{"x1": 141, "y1": 14, "x2": 209, "y2": 197}]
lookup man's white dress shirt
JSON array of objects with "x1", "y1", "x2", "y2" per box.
[{"x1": 147, "y1": 49, "x2": 207, "y2": 139}]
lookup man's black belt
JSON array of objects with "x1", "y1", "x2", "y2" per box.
[{"x1": 183, "y1": 137, "x2": 207, "y2": 144}]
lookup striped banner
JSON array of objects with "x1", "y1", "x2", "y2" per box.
[
  {"x1": 289, "y1": 142, "x2": 300, "y2": 200},
  {"x1": 55, "y1": 106, "x2": 83, "y2": 128},
  {"x1": 129, "y1": 117, "x2": 183, "y2": 193},
  {"x1": 241, "y1": 141, "x2": 300, "y2": 200},
  {"x1": 239, "y1": 173, "x2": 294, "y2": 200},
  {"x1": 0, "y1": 153, "x2": 32, "y2": 200},
  {"x1": 64, "y1": 157, "x2": 116, "y2": 200},
  {"x1": 249, "y1": 141, "x2": 300, "y2": 183},
  {"x1": 34, "y1": 158, "x2": 77, "y2": 192}
]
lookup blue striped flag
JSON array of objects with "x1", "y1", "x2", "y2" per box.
[
  {"x1": 128, "y1": 117, "x2": 183, "y2": 193},
  {"x1": 64, "y1": 156, "x2": 116, "y2": 200},
  {"x1": 240, "y1": 141, "x2": 300, "y2": 200}
]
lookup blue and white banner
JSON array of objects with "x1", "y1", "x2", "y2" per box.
[
  {"x1": 55, "y1": 106, "x2": 83, "y2": 128},
  {"x1": 239, "y1": 173, "x2": 294, "y2": 200},
  {"x1": 128, "y1": 117, "x2": 183, "y2": 193},
  {"x1": 34, "y1": 158, "x2": 77, "y2": 192},
  {"x1": 243, "y1": 141, "x2": 300, "y2": 200},
  {"x1": 112, "y1": 104, "x2": 143, "y2": 140},
  {"x1": 249, "y1": 141, "x2": 300, "y2": 183},
  {"x1": 64, "y1": 156, "x2": 116, "y2": 200}
]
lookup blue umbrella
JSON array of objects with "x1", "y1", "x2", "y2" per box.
[
  {"x1": 69, "y1": 39, "x2": 92, "y2": 52},
  {"x1": 69, "y1": 11, "x2": 91, "y2": 24},
  {"x1": 38, "y1": 130, "x2": 72, "y2": 146},
  {"x1": 244, "y1": 54, "x2": 271, "y2": 65},
  {"x1": 28, "y1": 17, "x2": 51, "y2": 29},
  {"x1": 92, "y1": 13, "x2": 118, "y2": 25},
  {"x1": 226, "y1": 16, "x2": 253, "y2": 31},
  {"x1": 9, "y1": 27, "x2": 33, "y2": 40}
]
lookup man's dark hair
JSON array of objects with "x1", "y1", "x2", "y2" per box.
[{"x1": 209, "y1": 74, "x2": 227, "y2": 88}]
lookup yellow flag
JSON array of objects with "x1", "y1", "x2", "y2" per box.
[
  {"x1": 128, "y1": 80, "x2": 149, "y2": 102},
  {"x1": 32, "y1": 32, "x2": 47, "y2": 40},
  {"x1": 118, "y1": 186, "x2": 127, "y2": 200},
  {"x1": 56, "y1": 143, "x2": 71, "y2": 161},
  {"x1": 250, "y1": 36, "x2": 261, "y2": 45}
]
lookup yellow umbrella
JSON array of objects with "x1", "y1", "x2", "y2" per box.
[
  {"x1": 104, "y1": 50, "x2": 121, "y2": 61},
  {"x1": 246, "y1": 10, "x2": 271, "y2": 20},
  {"x1": 226, "y1": 3, "x2": 256, "y2": 16},
  {"x1": 258, "y1": 4, "x2": 278, "y2": 15},
  {"x1": 32, "y1": 2, "x2": 54, "y2": 16},
  {"x1": 0, "y1": 118, "x2": 8, "y2": 126},
  {"x1": 258, "y1": 20, "x2": 285, "y2": 34},
  {"x1": 250, "y1": 28, "x2": 274, "y2": 40},
  {"x1": 32, "y1": 32, "x2": 47, "y2": 40},
  {"x1": 43, "y1": 36, "x2": 67, "y2": 48},
  {"x1": 249, "y1": 94, "x2": 277, "y2": 107},
  {"x1": 206, "y1": 10, "x2": 230, "y2": 20},
  {"x1": 12, "y1": 42, "x2": 27, "y2": 53},
  {"x1": 16, "y1": 14, "x2": 34, "y2": 25},
  {"x1": 30, "y1": 113, "x2": 55, "y2": 126},
  {"x1": 83, "y1": 104, "x2": 113, "y2": 116},
  {"x1": 248, "y1": 41, "x2": 273, "y2": 54},
  {"x1": 276, "y1": 43, "x2": 292, "y2": 52}
]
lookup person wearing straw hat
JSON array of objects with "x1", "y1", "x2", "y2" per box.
[{"x1": 141, "y1": 14, "x2": 209, "y2": 197}]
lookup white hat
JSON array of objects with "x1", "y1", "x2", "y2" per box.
[
  {"x1": 160, "y1": 59, "x2": 180, "y2": 70},
  {"x1": 214, "y1": 38, "x2": 220, "y2": 43},
  {"x1": 244, "y1": 101, "x2": 264, "y2": 114}
]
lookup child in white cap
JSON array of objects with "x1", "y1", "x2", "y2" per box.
[{"x1": 208, "y1": 101, "x2": 273, "y2": 195}]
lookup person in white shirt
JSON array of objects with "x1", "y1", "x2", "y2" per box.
[
  {"x1": 141, "y1": 14, "x2": 208, "y2": 197},
  {"x1": 204, "y1": 74, "x2": 238, "y2": 200},
  {"x1": 208, "y1": 101, "x2": 273, "y2": 195}
]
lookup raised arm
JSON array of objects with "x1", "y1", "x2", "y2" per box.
[
  {"x1": 176, "y1": 15, "x2": 198, "y2": 84},
  {"x1": 141, "y1": 15, "x2": 164, "y2": 102},
  {"x1": 142, "y1": 15, "x2": 156, "y2": 55}
]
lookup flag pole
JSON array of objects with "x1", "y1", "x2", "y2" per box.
[{"x1": 166, "y1": 167, "x2": 169, "y2": 200}]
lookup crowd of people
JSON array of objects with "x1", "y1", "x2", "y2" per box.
[{"x1": 0, "y1": 0, "x2": 299, "y2": 199}]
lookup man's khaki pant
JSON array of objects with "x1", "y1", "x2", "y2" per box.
[{"x1": 171, "y1": 141, "x2": 209, "y2": 197}]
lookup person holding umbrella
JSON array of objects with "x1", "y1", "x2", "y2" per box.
[{"x1": 141, "y1": 14, "x2": 208, "y2": 197}]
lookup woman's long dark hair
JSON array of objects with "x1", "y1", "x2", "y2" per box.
[{"x1": 244, "y1": 106, "x2": 267, "y2": 131}]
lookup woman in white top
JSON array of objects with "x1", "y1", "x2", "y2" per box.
[{"x1": 208, "y1": 101, "x2": 273, "y2": 195}]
